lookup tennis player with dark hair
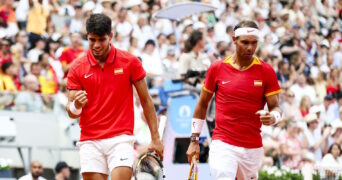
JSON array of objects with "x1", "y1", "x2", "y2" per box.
[
  {"x1": 66, "y1": 14, "x2": 163, "y2": 180},
  {"x1": 186, "y1": 20, "x2": 282, "y2": 179}
]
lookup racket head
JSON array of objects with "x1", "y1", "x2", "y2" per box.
[{"x1": 134, "y1": 152, "x2": 165, "y2": 180}]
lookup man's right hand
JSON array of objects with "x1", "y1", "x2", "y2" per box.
[
  {"x1": 186, "y1": 141, "x2": 200, "y2": 164},
  {"x1": 74, "y1": 90, "x2": 88, "y2": 109}
]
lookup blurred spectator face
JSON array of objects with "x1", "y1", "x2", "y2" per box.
[
  {"x1": 71, "y1": 33, "x2": 82, "y2": 48},
  {"x1": 297, "y1": 74, "x2": 306, "y2": 86},
  {"x1": 6, "y1": 63, "x2": 18, "y2": 76},
  {"x1": 61, "y1": 167, "x2": 71, "y2": 179},
  {"x1": 233, "y1": 35, "x2": 258, "y2": 60},
  {"x1": 36, "y1": 40, "x2": 46, "y2": 50},
  {"x1": 137, "y1": 17, "x2": 146, "y2": 27},
  {"x1": 49, "y1": 41, "x2": 59, "y2": 52},
  {"x1": 118, "y1": 8, "x2": 127, "y2": 21},
  {"x1": 17, "y1": 31, "x2": 28, "y2": 45},
  {"x1": 286, "y1": 91, "x2": 295, "y2": 103},
  {"x1": 40, "y1": 53, "x2": 50, "y2": 68},
  {"x1": 25, "y1": 75, "x2": 39, "y2": 91},
  {"x1": 145, "y1": 44, "x2": 155, "y2": 54},
  {"x1": 30, "y1": 161, "x2": 43, "y2": 178},
  {"x1": 1, "y1": 39, "x2": 11, "y2": 53},
  {"x1": 331, "y1": 144, "x2": 341, "y2": 159},
  {"x1": 31, "y1": 63, "x2": 42, "y2": 77},
  {"x1": 308, "y1": 120, "x2": 318, "y2": 130},
  {"x1": 157, "y1": 34, "x2": 167, "y2": 45}
]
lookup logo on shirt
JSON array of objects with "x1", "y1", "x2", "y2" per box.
[
  {"x1": 114, "y1": 68, "x2": 123, "y2": 75},
  {"x1": 222, "y1": 81, "x2": 231, "y2": 85},
  {"x1": 120, "y1": 158, "x2": 128, "y2": 161},
  {"x1": 84, "y1": 73, "x2": 93, "y2": 79},
  {"x1": 254, "y1": 80, "x2": 263, "y2": 86}
]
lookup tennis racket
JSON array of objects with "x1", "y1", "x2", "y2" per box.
[
  {"x1": 188, "y1": 156, "x2": 198, "y2": 180},
  {"x1": 134, "y1": 152, "x2": 165, "y2": 180}
]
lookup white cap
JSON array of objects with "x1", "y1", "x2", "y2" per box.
[{"x1": 193, "y1": 21, "x2": 206, "y2": 30}]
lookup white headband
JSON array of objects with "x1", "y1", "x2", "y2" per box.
[{"x1": 234, "y1": 27, "x2": 259, "y2": 38}]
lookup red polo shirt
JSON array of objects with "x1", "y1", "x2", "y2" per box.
[
  {"x1": 203, "y1": 56, "x2": 280, "y2": 148},
  {"x1": 67, "y1": 44, "x2": 146, "y2": 141}
]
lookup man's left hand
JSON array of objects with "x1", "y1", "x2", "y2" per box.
[
  {"x1": 256, "y1": 110, "x2": 275, "y2": 126},
  {"x1": 148, "y1": 138, "x2": 164, "y2": 160}
]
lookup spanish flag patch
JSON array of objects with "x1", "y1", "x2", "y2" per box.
[
  {"x1": 254, "y1": 80, "x2": 262, "y2": 86},
  {"x1": 114, "y1": 68, "x2": 123, "y2": 74}
]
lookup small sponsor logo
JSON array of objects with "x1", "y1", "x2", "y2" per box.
[
  {"x1": 120, "y1": 158, "x2": 128, "y2": 161},
  {"x1": 84, "y1": 73, "x2": 93, "y2": 78},
  {"x1": 247, "y1": 29, "x2": 255, "y2": 33},
  {"x1": 222, "y1": 81, "x2": 231, "y2": 85}
]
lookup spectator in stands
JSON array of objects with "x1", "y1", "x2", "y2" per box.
[
  {"x1": 290, "y1": 74, "x2": 317, "y2": 105},
  {"x1": 19, "y1": 161, "x2": 46, "y2": 180},
  {"x1": 322, "y1": 143, "x2": 342, "y2": 166},
  {"x1": 140, "y1": 39, "x2": 163, "y2": 78},
  {"x1": 54, "y1": 161, "x2": 70, "y2": 180},
  {"x1": 26, "y1": 0, "x2": 49, "y2": 48},
  {"x1": 178, "y1": 30, "x2": 208, "y2": 77},
  {"x1": 38, "y1": 53, "x2": 58, "y2": 94},
  {"x1": 15, "y1": 74, "x2": 44, "y2": 112},
  {"x1": 302, "y1": 114, "x2": 331, "y2": 162},
  {"x1": 27, "y1": 38, "x2": 45, "y2": 63},
  {"x1": 279, "y1": 120, "x2": 303, "y2": 169},
  {"x1": 1, "y1": 61, "x2": 19, "y2": 92},
  {"x1": 0, "y1": 0, "x2": 19, "y2": 37},
  {"x1": 59, "y1": 32, "x2": 84, "y2": 76},
  {"x1": 0, "y1": 38, "x2": 12, "y2": 65},
  {"x1": 283, "y1": 90, "x2": 302, "y2": 122}
]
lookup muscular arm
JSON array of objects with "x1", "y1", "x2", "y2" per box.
[
  {"x1": 266, "y1": 94, "x2": 282, "y2": 114},
  {"x1": 134, "y1": 78, "x2": 160, "y2": 141},
  {"x1": 191, "y1": 90, "x2": 214, "y2": 136}
]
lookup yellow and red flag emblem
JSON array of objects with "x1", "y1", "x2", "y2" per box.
[
  {"x1": 114, "y1": 68, "x2": 123, "y2": 74},
  {"x1": 254, "y1": 80, "x2": 262, "y2": 86}
]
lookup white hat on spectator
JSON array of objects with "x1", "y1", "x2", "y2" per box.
[
  {"x1": 101, "y1": 0, "x2": 114, "y2": 3},
  {"x1": 302, "y1": 151, "x2": 315, "y2": 162},
  {"x1": 280, "y1": 9, "x2": 289, "y2": 17},
  {"x1": 309, "y1": 105, "x2": 323, "y2": 114},
  {"x1": 83, "y1": 1, "x2": 96, "y2": 12},
  {"x1": 304, "y1": 114, "x2": 318, "y2": 123},
  {"x1": 320, "y1": 39, "x2": 330, "y2": 48},
  {"x1": 183, "y1": 19, "x2": 193, "y2": 28},
  {"x1": 126, "y1": 0, "x2": 142, "y2": 8},
  {"x1": 331, "y1": 120, "x2": 342, "y2": 135},
  {"x1": 193, "y1": 21, "x2": 206, "y2": 30}
]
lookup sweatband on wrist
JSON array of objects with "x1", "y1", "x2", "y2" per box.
[
  {"x1": 234, "y1": 27, "x2": 260, "y2": 38},
  {"x1": 270, "y1": 111, "x2": 281, "y2": 125},
  {"x1": 191, "y1": 118, "x2": 204, "y2": 134},
  {"x1": 69, "y1": 101, "x2": 82, "y2": 115}
]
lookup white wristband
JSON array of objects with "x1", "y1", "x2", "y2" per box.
[
  {"x1": 69, "y1": 101, "x2": 82, "y2": 115},
  {"x1": 270, "y1": 111, "x2": 281, "y2": 125},
  {"x1": 191, "y1": 118, "x2": 204, "y2": 134}
]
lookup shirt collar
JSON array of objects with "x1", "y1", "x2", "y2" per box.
[
  {"x1": 223, "y1": 55, "x2": 261, "y2": 71},
  {"x1": 87, "y1": 44, "x2": 116, "y2": 66}
]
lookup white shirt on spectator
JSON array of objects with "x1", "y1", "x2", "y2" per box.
[
  {"x1": 19, "y1": 174, "x2": 46, "y2": 180},
  {"x1": 27, "y1": 49, "x2": 43, "y2": 63},
  {"x1": 15, "y1": 91, "x2": 44, "y2": 113},
  {"x1": 304, "y1": 128, "x2": 323, "y2": 162},
  {"x1": 321, "y1": 153, "x2": 342, "y2": 167},
  {"x1": 140, "y1": 51, "x2": 163, "y2": 76},
  {"x1": 290, "y1": 83, "x2": 317, "y2": 105}
]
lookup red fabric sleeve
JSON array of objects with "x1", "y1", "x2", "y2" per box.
[
  {"x1": 66, "y1": 64, "x2": 82, "y2": 90},
  {"x1": 130, "y1": 57, "x2": 146, "y2": 83},
  {"x1": 203, "y1": 61, "x2": 220, "y2": 94},
  {"x1": 263, "y1": 63, "x2": 281, "y2": 97}
]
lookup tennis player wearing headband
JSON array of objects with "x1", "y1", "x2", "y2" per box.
[
  {"x1": 186, "y1": 20, "x2": 282, "y2": 180},
  {"x1": 66, "y1": 14, "x2": 163, "y2": 180}
]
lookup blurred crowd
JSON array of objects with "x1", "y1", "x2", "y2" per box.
[{"x1": 1, "y1": 0, "x2": 342, "y2": 174}]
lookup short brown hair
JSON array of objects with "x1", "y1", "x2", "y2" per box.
[{"x1": 233, "y1": 20, "x2": 259, "y2": 31}]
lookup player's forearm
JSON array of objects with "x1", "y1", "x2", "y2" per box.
[
  {"x1": 66, "y1": 102, "x2": 81, "y2": 119},
  {"x1": 191, "y1": 100, "x2": 209, "y2": 137},
  {"x1": 141, "y1": 98, "x2": 160, "y2": 141}
]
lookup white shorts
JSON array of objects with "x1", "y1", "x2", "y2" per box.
[
  {"x1": 209, "y1": 140, "x2": 264, "y2": 180},
  {"x1": 77, "y1": 134, "x2": 135, "y2": 175}
]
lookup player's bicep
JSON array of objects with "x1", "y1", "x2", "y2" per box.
[{"x1": 265, "y1": 94, "x2": 280, "y2": 111}]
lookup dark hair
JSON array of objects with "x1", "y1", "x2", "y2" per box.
[
  {"x1": 55, "y1": 161, "x2": 69, "y2": 173},
  {"x1": 144, "y1": 39, "x2": 156, "y2": 48},
  {"x1": 86, "y1": 14, "x2": 112, "y2": 36},
  {"x1": 184, "y1": 30, "x2": 203, "y2": 53},
  {"x1": 233, "y1": 20, "x2": 259, "y2": 31},
  {"x1": 1, "y1": 62, "x2": 13, "y2": 73},
  {"x1": 38, "y1": 53, "x2": 48, "y2": 62},
  {"x1": 328, "y1": 143, "x2": 342, "y2": 155}
]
